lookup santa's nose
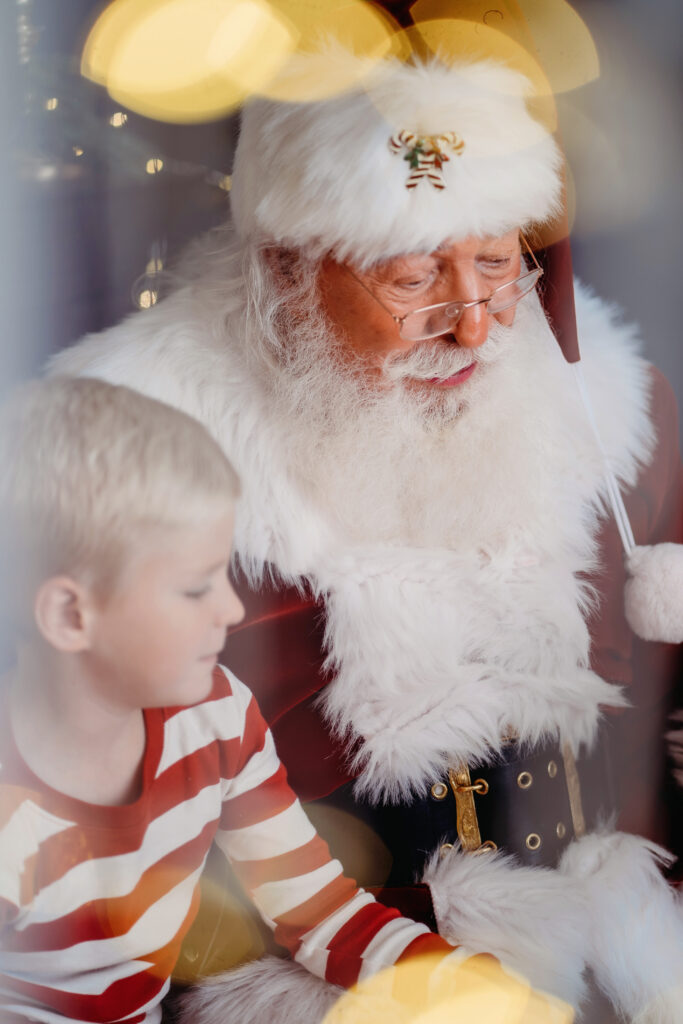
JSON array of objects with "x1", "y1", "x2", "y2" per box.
[{"x1": 452, "y1": 303, "x2": 490, "y2": 349}]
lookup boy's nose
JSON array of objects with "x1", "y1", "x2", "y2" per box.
[{"x1": 216, "y1": 577, "x2": 244, "y2": 628}]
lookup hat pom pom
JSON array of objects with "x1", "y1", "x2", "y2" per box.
[{"x1": 624, "y1": 544, "x2": 683, "y2": 643}]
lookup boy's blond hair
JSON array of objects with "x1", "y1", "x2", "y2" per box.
[{"x1": 0, "y1": 376, "x2": 240, "y2": 621}]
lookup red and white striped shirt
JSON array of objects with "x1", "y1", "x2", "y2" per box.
[{"x1": 0, "y1": 667, "x2": 452, "y2": 1023}]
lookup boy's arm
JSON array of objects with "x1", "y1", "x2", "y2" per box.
[
  {"x1": 212, "y1": 669, "x2": 569, "y2": 1024},
  {"x1": 214, "y1": 670, "x2": 452, "y2": 987}
]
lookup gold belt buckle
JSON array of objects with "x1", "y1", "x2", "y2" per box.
[{"x1": 449, "y1": 764, "x2": 488, "y2": 852}]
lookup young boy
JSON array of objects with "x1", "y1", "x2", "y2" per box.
[{"x1": 0, "y1": 378, "x2": 561, "y2": 1024}]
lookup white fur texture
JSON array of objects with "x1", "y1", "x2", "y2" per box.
[
  {"x1": 423, "y1": 846, "x2": 589, "y2": 1008},
  {"x1": 232, "y1": 53, "x2": 562, "y2": 266},
  {"x1": 559, "y1": 832, "x2": 683, "y2": 1023},
  {"x1": 318, "y1": 543, "x2": 626, "y2": 802},
  {"x1": 176, "y1": 956, "x2": 340, "y2": 1024},
  {"x1": 625, "y1": 543, "x2": 683, "y2": 643}
]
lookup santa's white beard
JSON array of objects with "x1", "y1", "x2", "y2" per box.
[{"x1": 261, "y1": 285, "x2": 568, "y2": 551}]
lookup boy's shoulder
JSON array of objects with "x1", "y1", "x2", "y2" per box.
[{"x1": 151, "y1": 665, "x2": 267, "y2": 783}]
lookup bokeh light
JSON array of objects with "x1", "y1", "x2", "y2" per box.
[
  {"x1": 397, "y1": 16, "x2": 558, "y2": 134},
  {"x1": 81, "y1": 0, "x2": 600, "y2": 123},
  {"x1": 322, "y1": 952, "x2": 574, "y2": 1024},
  {"x1": 410, "y1": 0, "x2": 599, "y2": 94},
  {"x1": 81, "y1": 0, "x2": 298, "y2": 122},
  {"x1": 253, "y1": 0, "x2": 405, "y2": 102},
  {"x1": 302, "y1": 803, "x2": 392, "y2": 888},
  {"x1": 81, "y1": 0, "x2": 406, "y2": 121}
]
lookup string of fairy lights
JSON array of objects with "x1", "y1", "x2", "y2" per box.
[
  {"x1": 13, "y1": 0, "x2": 234, "y2": 312},
  {"x1": 13, "y1": 0, "x2": 608, "y2": 318}
]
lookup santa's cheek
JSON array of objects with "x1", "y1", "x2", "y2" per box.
[{"x1": 494, "y1": 306, "x2": 516, "y2": 328}]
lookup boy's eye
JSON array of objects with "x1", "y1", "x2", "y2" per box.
[{"x1": 184, "y1": 586, "x2": 210, "y2": 599}]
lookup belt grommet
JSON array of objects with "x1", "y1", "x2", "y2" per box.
[
  {"x1": 440, "y1": 843, "x2": 454, "y2": 858},
  {"x1": 525, "y1": 832, "x2": 542, "y2": 851},
  {"x1": 517, "y1": 770, "x2": 533, "y2": 789},
  {"x1": 556, "y1": 822, "x2": 566, "y2": 839},
  {"x1": 473, "y1": 778, "x2": 489, "y2": 795},
  {"x1": 431, "y1": 782, "x2": 448, "y2": 801},
  {"x1": 547, "y1": 760, "x2": 558, "y2": 779}
]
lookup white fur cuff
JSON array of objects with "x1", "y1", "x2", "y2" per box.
[
  {"x1": 559, "y1": 831, "x2": 683, "y2": 1023},
  {"x1": 422, "y1": 845, "x2": 589, "y2": 1009},
  {"x1": 176, "y1": 956, "x2": 341, "y2": 1024}
]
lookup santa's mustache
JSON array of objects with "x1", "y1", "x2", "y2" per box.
[{"x1": 382, "y1": 322, "x2": 510, "y2": 383}]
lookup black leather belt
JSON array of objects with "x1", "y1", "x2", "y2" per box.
[
  {"x1": 432, "y1": 738, "x2": 586, "y2": 867},
  {"x1": 317, "y1": 731, "x2": 617, "y2": 886}
]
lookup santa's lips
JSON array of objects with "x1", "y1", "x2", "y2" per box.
[{"x1": 425, "y1": 362, "x2": 477, "y2": 387}]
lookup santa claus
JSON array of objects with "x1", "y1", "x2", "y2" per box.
[{"x1": 51, "y1": 45, "x2": 683, "y2": 1024}]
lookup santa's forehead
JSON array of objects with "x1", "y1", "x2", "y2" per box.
[{"x1": 351, "y1": 231, "x2": 521, "y2": 272}]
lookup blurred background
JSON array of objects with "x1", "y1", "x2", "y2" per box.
[{"x1": 1, "y1": 0, "x2": 681, "y2": 434}]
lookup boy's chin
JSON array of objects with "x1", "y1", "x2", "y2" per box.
[{"x1": 158, "y1": 666, "x2": 217, "y2": 709}]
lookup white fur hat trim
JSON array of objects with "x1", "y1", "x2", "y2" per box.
[
  {"x1": 624, "y1": 543, "x2": 683, "y2": 643},
  {"x1": 231, "y1": 52, "x2": 562, "y2": 266}
]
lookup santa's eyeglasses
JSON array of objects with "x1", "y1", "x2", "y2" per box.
[{"x1": 345, "y1": 235, "x2": 543, "y2": 342}]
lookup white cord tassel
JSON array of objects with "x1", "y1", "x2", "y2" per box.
[
  {"x1": 572, "y1": 362, "x2": 683, "y2": 643},
  {"x1": 572, "y1": 362, "x2": 635, "y2": 553}
]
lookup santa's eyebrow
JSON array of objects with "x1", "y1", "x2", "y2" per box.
[{"x1": 370, "y1": 253, "x2": 438, "y2": 277}]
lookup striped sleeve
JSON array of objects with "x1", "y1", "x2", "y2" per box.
[{"x1": 214, "y1": 670, "x2": 455, "y2": 989}]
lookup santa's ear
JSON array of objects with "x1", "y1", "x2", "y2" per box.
[{"x1": 33, "y1": 576, "x2": 94, "y2": 653}]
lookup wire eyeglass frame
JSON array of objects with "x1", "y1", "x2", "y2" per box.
[{"x1": 345, "y1": 234, "x2": 543, "y2": 342}]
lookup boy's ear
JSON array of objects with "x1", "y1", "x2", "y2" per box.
[{"x1": 33, "y1": 576, "x2": 94, "y2": 653}]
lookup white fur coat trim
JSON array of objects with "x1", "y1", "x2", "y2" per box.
[
  {"x1": 424, "y1": 843, "x2": 589, "y2": 1008},
  {"x1": 559, "y1": 832, "x2": 683, "y2": 1023},
  {"x1": 317, "y1": 544, "x2": 627, "y2": 802},
  {"x1": 426, "y1": 831, "x2": 683, "y2": 1021}
]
